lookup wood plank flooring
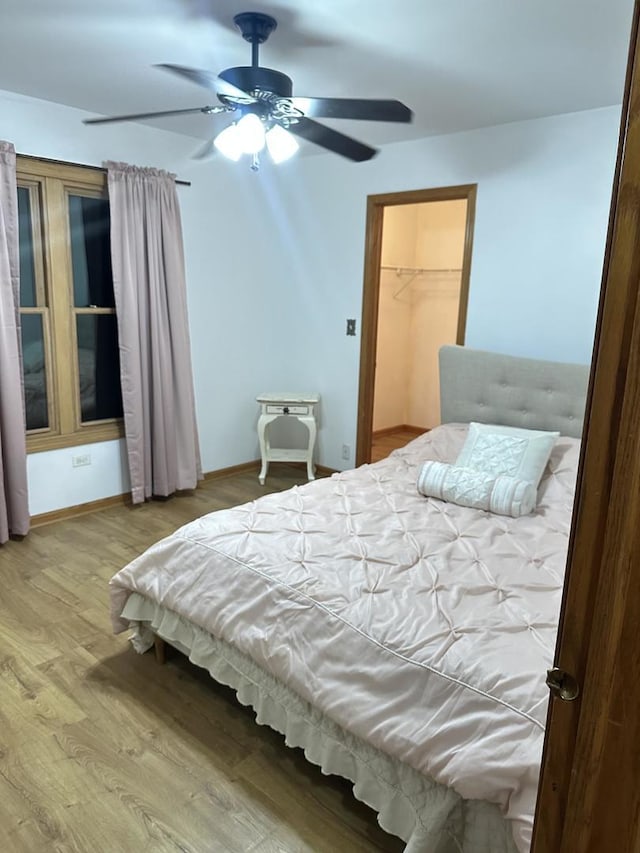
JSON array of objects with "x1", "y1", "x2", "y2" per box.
[
  {"x1": 371, "y1": 428, "x2": 426, "y2": 463},
  {"x1": 0, "y1": 465, "x2": 405, "y2": 853}
]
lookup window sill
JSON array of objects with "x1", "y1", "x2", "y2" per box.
[{"x1": 27, "y1": 420, "x2": 125, "y2": 453}]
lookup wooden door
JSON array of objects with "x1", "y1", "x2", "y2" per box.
[
  {"x1": 356, "y1": 185, "x2": 477, "y2": 466},
  {"x1": 532, "y1": 2, "x2": 640, "y2": 849}
]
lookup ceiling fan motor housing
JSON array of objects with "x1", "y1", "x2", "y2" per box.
[
  {"x1": 218, "y1": 66, "x2": 293, "y2": 101},
  {"x1": 233, "y1": 12, "x2": 278, "y2": 44}
]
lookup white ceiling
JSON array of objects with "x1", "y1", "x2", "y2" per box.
[{"x1": 0, "y1": 0, "x2": 635, "y2": 156}]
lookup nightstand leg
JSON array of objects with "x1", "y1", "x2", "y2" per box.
[
  {"x1": 300, "y1": 416, "x2": 317, "y2": 481},
  {"x1": 258, "y1": 413, "x2": 270, "y2": 484}
]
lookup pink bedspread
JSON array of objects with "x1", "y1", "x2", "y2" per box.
[{"x1": 110, "y1": 424, "x2": 579, "y2": 852}]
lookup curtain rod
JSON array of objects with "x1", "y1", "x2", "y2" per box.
[{"x1": 16, "y1": 153, "x2": 192, "y2": 186}]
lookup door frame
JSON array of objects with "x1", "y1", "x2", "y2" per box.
[
  {"x1": 355, "y1": 184, "x2": 477, "y2": 467},
  {"x1": 533, "y1": 1, "x2": 640, "y2": 848}
]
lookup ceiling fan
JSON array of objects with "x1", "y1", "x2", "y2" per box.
[{"x1": 83, "y1": 11, "x2": 413, "y2": 168}]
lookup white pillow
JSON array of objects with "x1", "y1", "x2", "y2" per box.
[
  {"x1": 417, "y1": 460, "x2": 537, "y2": 517},
  {"x1": 455, "y1": 422, "x2": 559, "y2": 487}
]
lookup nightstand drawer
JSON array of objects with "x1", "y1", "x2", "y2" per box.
[{"x1": 266, "y1": 404, "x2": 310, "y2": 416}]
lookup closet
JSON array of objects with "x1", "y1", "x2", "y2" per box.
[{"x1": 372, "y1": 199, "x2": 468, "y2": 451}]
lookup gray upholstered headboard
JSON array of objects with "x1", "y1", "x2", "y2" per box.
[{"x1": 439, "y1": 345, "x2": 589, "y2": 438}]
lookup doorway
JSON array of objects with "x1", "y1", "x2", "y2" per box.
[{"x1": 356, "y1": 185, "x2": 477, "y2": 466}]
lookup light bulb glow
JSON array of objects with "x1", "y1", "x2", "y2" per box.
[
  {"x1": 236, "y1": 113, "x2": 265, "y2": 154},
  {"x1": 266, "y1": 124, "x2": 299, "y2": 163},
  {"x1": 213, "y1": 124, "x2": 243, "y2": 161}
]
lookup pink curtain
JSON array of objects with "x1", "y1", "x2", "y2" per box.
[
  {"x1": 106, "y1": 162, "x2": 202, "y2": 504},
  {"x1": 0, "y1": 141, "x2": 29, "y2": 542}
]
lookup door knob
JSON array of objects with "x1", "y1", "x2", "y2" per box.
[{"x1": 546, "y1": 667, "x2": 580, "y2": 701}]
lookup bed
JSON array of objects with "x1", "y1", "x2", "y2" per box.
[{"x1": 109, "y1": 345, "x2": 589, "y2": 853}]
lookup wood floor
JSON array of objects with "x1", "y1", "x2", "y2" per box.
[
  {"x1": 0, "y1": 465, "x2": 404, "y2": 853},
  {"x1": 370, "y1": 428, "x2": 426, "y2": 463}
]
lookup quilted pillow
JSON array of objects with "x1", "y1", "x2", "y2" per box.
[
  {"x1": 455, "y1": 422, "x2": 559, "y2": 488},
  {"x1": 417, "y1": 461, "x2": 537, "y2": 517}
]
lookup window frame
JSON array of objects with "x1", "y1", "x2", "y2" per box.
[{"x1": 17, "y1": 157, "x2": 124, "y2": 453}]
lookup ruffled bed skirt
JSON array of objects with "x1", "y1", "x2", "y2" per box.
[{"x1": 121, "y1": 593, "x2": 518, "y2": 853}]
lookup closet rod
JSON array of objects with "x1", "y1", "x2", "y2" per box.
[
  {"x1": 381, "y1": 264, "x2": 461, "y2": 275},
  {"x1": 16, "y1": 153, "x2": 191, "y2": 186}
]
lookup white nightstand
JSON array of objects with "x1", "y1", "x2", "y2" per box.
[{"x1": 256, "y1": 392, "x2": 319, "y2": 485}]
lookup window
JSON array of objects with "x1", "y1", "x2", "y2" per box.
[{"x1": 17, "y1": 158, "x2": 123, "y2": 451}]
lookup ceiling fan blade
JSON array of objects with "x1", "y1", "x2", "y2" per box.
[
  {"x1": 287, "y1": 117, "x2": 377, "y2": 162},
  {"x1": 156, "y1": 63, "x2": 256, "y2": 104},
  {"x1": 83, "y1": 106, "x2": 226, "y2": 125},
  {"x1": 192, "y1": 139, "x2": 216, "y2": 160},
  {"x1": 292, "y1": 97, "x2": 412, "y2": 123}
]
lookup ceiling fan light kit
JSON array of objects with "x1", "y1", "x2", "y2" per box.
[
  {"x1": 212, "y1": 123, "x2": 243, "y2": 161},
  {"x1": 266, "y1": 123, "x2": 300, "y2": 164},
  {"x1": 213, "y1": 113, "x2": 299, "y2": 167},
  {"x1": 83, "y1": 11, "x2": 413, "y2": 170},
  {"x1": 234, "y1": 113, "x2": 266, "y2": 155}
]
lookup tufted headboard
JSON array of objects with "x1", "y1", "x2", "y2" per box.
[{"x1": 439, "y1": 345, "x2": 590, "y2": 438}]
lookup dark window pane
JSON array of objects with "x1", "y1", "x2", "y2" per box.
[
  {"x1": 69, "y1": 195, "x2": 114, "y2": 308},
  {"x1": 21, "y1": 314, "x2": 48, "y2": 430},
  {"x1": 18, "y1": 187, "x2": 37, "y2": 307},
  {"x1": 76, "y1": 314, "x2": 123, "y2": 422}
]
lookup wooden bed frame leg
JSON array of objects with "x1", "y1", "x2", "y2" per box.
[{"x1": 154, "y1": 635, "x2": 167, "y2": 665}]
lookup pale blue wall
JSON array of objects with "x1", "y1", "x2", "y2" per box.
[
  {"x1": 184, "y1": 106, "x2": 621, "y2": 471},
  {"x1": 6, "y1": 83, "x2": 620, "y2": 508}
]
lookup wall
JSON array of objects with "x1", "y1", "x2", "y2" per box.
[
  {"x1": 408, "y1": 200, "x2": 467, "y2": 427},
  {"x1": 380, "y1": 204, "x2": 418, "y2": 267},
  {"x1": 405, "y1": 272, "x2": 462, "y2": 428},
  {"x1": 6, "y1": 89, "x2": 621, "y2": 512},
  {"x1": 373, "y1": 205, "x2": 416, "y2": 430},
  {"x1": 0, "y1": 90, "x2": 186, "y2": 514},
  {"x1": 373, "y1": 200, "x2": 466, "y2": 432},
  {"x1": 373, "y1": 200, "x2": 467, "y2": 432},
  {"x1": 4, "y1": 89, "x2": 329, "y2": 514},
  {"x1": 415, "y1": 199, "x2": 468, "y2": 270},
  {"x1": 4, "y1": 88, "x2": 301, "y2": 514},
  {"x1": 372, "y1": 267, "x2": 411, "y2": 431},
  {"x1": 190, "y1": 106, "x2": 618, "y2": 472}
]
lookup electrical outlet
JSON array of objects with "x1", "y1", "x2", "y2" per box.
[
  {"x1": 72, "y1": 453, "x2": 91, "y2": 468},
  {"x1": 341, "y1": 444, "x2": 351, "y2": 461},
  {"x1": 346, "y1": 318, "x2": 356, "y2": 336}
]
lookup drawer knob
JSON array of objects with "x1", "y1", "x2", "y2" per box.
[{"x1": 283, "y1": 406, "x2": 289, "y2": 414}]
